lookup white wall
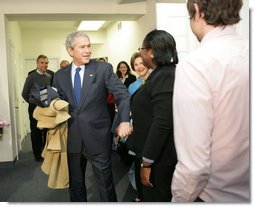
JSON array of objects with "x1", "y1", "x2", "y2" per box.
[
  {"x1": 0, "y1": 15, "x2": 14, "y2": 162},
  {"x1": 237, "y1": 0, "x2": 249, "y2": 39},
  {"x1": 107, "y1": 21, "x2": 141, "y2": 69},
  {"x1": 107, "y1": 0, "x2": 156, "y2": 69},
  {"x1": 156, "y1": 3, "x2": 195, "y2": 60},
  {"x1": 22, "y1": 29, "x2": 109, "y2": 69},
  {"x1": 22, "y1": 28, "x2": 73, "y2": 70},
  {"x1": 156, "y1": 1, "x2": 249, "y2": 60}
]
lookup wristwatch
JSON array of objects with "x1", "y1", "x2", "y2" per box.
[{"x1": 141, "y1": 163, "x2": 152, "y2": 168}]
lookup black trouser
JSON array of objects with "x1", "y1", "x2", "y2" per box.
[
  {"x1": 67, "y1": 152, "x2": 117, "y2": 202},
  {"x1": 139, "y1": 157, "x2": 176, "y2": 202},
  {"x1": 28, "y1": 104, "x2": 46, "y2": 159},
  {"x1": 107, "y1": 103, "x2": 115, "y2": 140},
  {"x1": 134, "y1": 156, "x2": 143, "y2": 200}
]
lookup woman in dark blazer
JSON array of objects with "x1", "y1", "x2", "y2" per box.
[
  {"x1": 115, "y1": 60, "x2": 136, "y2": 166},
  {"x1": 126, "y1": 30, "x2": 178, "y2": 202},
  {"x1": 116, "y1": 61, "x2": 136, "y2": 88}
]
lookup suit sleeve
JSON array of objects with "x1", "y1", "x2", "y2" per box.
[
  {"x1": 104, "y1": 64, "x2": 131, "y2": 122},
  {"x1": 142, "y1": 71, "x2": 174, "y2": 161}
]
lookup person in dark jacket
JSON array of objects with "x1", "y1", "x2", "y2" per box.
[
  {"x1": 115, "y1": 60, "x2": 136, "y2": 166},
  {"x1": 116, "y1": 61, "x2": 136, "y2": 88},
  {"x1": 126, "y1": 30, "x2": 178, "y2": 202},
  {"x1": 53, "y1": 31, "x2": 132, "y2": 202},
  {"x1": 22, "y1": 54, "x2": 54, "y2": 162}
]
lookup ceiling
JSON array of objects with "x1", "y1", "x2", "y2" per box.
[
  {"x1": 117, "y1": 0, "x2": 145, "y2": 3},
  {"x1": 9, "y1": 0, "x2": 146, "y2": 31},
  {"x1": 16, "y1": 13, "x2": 143, "y2": 30}
]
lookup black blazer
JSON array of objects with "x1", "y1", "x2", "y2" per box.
[
  {"x1": 126, "y1": 65, "x2": 177, "y2": 163},
  {"x1": 53, "y1": 60, "x2": 130, "y2": 155},
  {"x1": 123, "y1": 73, "x2": 136, "y2": 88}
]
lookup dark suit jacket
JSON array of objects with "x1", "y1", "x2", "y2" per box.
[
  {"x1": 126, "y1": 65, "x2": 177, "y2": 163},
  {"x1": 53, "y1": 60, "x2": 130, "y2": 155},
  {"x1": 123, "y1": 73, "x2": 136, "y2": 88}
]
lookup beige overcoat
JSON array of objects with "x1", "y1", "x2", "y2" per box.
[{"x1": 33, "y1": 99, "x2": 71, "y2": 189}]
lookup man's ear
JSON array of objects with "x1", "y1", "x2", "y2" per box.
[
  {"x1": 193, "y1": 3, "x2": 204, "y2": 19},
  {"x1": 67, "y1": 47, "x2": 74, "y2": 57}
]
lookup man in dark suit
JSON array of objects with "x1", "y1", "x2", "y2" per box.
[{"x1": 53, "y1": 31, "x2": 132, "y2": 202}]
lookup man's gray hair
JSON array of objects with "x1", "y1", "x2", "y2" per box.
[{"x1": 65, "y1": 31, "x2": 90, "y2": 49}]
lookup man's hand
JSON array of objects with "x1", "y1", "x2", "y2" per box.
[{"x1": 115, "y1": 122, "x2": 133, "y2": 138}]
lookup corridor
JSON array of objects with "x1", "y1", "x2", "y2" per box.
[{"x1": 0, "y1": 135, "x2": 136, "y2": 202}]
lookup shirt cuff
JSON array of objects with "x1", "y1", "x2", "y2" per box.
[{"x1": 143, "y1": 157, "x2": 154, "y2": 163}]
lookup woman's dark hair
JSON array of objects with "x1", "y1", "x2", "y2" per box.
[
  {"x1": 143, "y1": 29, "x2": 178, "y2": 66},
  {"x1": 116, "y1": 61, "x2": 132, "y2": 78},
  {"x1": 187, "y1": 0, "x2": 242, "y2": 26}
]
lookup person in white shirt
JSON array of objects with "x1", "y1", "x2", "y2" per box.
[{"x1": 172, "y1": 0, "x2": 249, "y2": 202}]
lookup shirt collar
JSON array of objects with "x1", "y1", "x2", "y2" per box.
[
  {"x1": 36, "y1": 69, "x2": 45, "y2": 75},
  {"x1": 201, "y1": 25, "x2": 236, "y2": 45},
  {"x1": 72, "y1": 64, "x2": 85, "y2": 73}
]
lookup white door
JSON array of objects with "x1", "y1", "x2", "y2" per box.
[
  {"x1": 8, "y1": 41, "x2": 20, "y2": 159},
  {"x1": 156, "y1": 2, "x2": 199, "y2": 60}
]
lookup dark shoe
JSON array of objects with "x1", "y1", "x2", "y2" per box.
[
  {"x1": 132, "y1": 197, "x2": 142, "y2": 202},
  {"x1": 35, "y1": 156, "x2": 43, "y2": 162}
]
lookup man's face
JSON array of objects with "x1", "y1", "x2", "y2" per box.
[
  {"x1": 67, "y1": 36, "x2": 91, "y2": 66},
  {"x1": 37, "y1": 58, "x2": 48, "y2": 73},
  {"x1": 60, "y1": 61, "x2": 69, "y2": 69}
]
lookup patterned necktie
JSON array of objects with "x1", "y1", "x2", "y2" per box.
[{"x1": 74, "y1": 67, "x2": 81, "y2": 105}]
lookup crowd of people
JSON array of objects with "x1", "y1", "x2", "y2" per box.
[{"x1": 18, "y1": 0, "x2": 248, "y2": 203}]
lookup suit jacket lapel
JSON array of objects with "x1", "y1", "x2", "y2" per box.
[
  {"x1": 60, "y1": 64, "x2": 77, "y2": 107},
  {"x1": 63, "y1": 65, "x2": 77, "y2": 107},
  {"x1": 78, "y1": 61, "x2": 97, "y2": 110}
]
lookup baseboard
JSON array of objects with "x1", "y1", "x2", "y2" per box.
[
  {"x1": 0, "y1": 156, "x2": 17, "y2": 168},
  {"x1": 0, "y1": 134, "x2": 29, "y2": 168}
]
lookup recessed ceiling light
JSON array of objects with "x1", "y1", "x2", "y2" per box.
[{"x1": 77, "y1": 21, "x2": 105, "y2": 31}]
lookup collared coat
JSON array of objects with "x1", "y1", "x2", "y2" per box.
[{"x1": 33, "y1": 99, "x2": 71, "y2": 189}]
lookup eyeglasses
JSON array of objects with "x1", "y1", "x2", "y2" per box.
[{"x1": 138, "y1": 47, "x2": 147, "y2": 51}]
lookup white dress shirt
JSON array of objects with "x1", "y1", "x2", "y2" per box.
[
  {"x1": 71, "y1": 64, "x2": 85, "y2": 88},
  {"x1": 172, "y1": 26, "x2": 249, "y2": 202}
]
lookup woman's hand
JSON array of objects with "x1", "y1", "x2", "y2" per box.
[
  {"x1": 140, "y1": 163, "x2": 153, "y2": 188},
  {"x1": 0, "y1": 117, "x2": 10, "y2": 127}
]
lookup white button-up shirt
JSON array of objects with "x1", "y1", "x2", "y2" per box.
[
  {"x1": 172, "y1": 26, "x2": 249, "y2": 202},
  {"x1": 71, "y1": 64, "x2": 85, "y2": 88}
]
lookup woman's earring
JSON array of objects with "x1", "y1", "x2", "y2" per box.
[{"x1": 151, "y1": 54, "x2": 154, "y2": 58}]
